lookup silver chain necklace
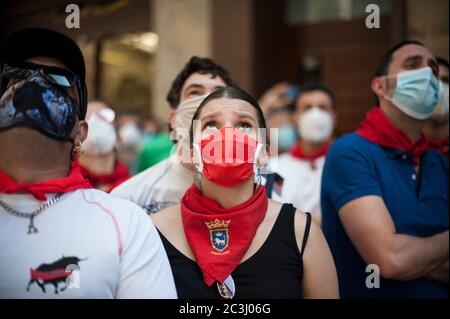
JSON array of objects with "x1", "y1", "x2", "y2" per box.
[{"x1": 0, "y1": 193, "x2": 63, "y2": 234}]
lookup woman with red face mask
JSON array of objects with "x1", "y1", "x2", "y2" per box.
[{"x1": 151, "y1": 87, "x2": 339, "y2": 299}]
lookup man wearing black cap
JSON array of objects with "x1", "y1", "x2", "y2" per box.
[{"x1": 0, "y1": 28, "x2": 177, "y2": 298}]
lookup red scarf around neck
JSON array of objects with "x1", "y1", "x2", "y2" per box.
[
  {"x1": 357, "y1": 108, "x2": 429, "y2": 166},
  {"x1": 79, "y1": 160, "x2": 130, "y2": 193},
  {"x1": 0, "y1": 162, "x2": 92, "y2": 201},
  {"x1": 290, "y1": 141, "x2": 331, "y2": 169},
  {"x1": 181, "y1": 184, "x2": 268, "y2": 287}
]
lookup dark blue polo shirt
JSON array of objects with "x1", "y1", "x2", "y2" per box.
[{"x1": 322, "y1": 133, "x2": 449, "y2": 299}]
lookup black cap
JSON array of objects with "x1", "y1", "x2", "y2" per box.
[{"x1": 0, "y1": 28, "x2": 88, "y2": 119}]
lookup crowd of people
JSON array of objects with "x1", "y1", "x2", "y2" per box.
[{"x1": 0, "y1": 28, "x2": 448, "y2": 299}]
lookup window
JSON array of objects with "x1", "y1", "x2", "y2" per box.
[{"x1": 285, "y1": 0, "x2": 393, "y2": 25}]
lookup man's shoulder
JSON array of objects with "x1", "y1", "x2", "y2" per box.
[
  {"x1": 328, "y1": 133, "x2": 377, "y2": 159},
  {"x1": 80, "y1": 188, "x2": 145, "y2": 215},
  {"x1": 111, "y1": 158, "x2": 172, "y2": 200},
  {"x1": 331, "y1": 133, "x2": 369, "y2": 150},
  {"x1": 79, "y1": 188, "x2": 151, "y2": 229}
]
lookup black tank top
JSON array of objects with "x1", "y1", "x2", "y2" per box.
[{"x1": 157, "y1": 204, "x2": 312, "y2": 299}]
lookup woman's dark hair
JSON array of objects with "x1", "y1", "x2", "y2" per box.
[
  {"x1": 190, "y1": 86, "x2": 267, "y2": 143},
  {"x1": 166, "y1": 56, "x2": 237, "y2": 109}
]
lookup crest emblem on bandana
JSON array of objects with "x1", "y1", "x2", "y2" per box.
[{"x1": 205, "y1": 219, "x2": 230, "y2": 253}]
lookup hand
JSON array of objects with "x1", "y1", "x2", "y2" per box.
[{"x1": 258, "y1": 82, "x2": 295, "y2": 113}]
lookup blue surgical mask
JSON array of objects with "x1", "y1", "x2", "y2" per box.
[
  {"x1": 277, "y1": 123, "x2": 297, "y2": 151},
  {"x1": 384, "y1": 66, "x2": 440, "y2": 120},
  {"x1": 143, "y1": 131, "x2": 156, "y2": 142},
  {"x1": 430, "y1": 80, "x2": 449, "y2": 121}
]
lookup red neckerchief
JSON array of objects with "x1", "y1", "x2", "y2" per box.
[
  {"x1": 290, "y1": 141, "x2": 331, "y2": 169},
  {"x1": 79, "y1": 160, "x2": 130, "y2": 193},
  {"x1": 427, "y1": 136, "x2": 449, "y2": 157},
  {"x1": 181, "y1": 184, "x2": 268, "y2": 287},
  {"x1": 357, "y1": 108, "x2": 429, "y2": 166},
  {"x1": 0, "y1": 162, "x2": 92, "y2": 201}
]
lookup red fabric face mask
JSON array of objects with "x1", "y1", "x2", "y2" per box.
[{"x1": 193, "y1": 127, "x2": 263, "y2": 188}]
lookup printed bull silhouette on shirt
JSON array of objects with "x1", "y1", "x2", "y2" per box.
[{"x1": 26, "y1": 256, "x2": 87, "y2": 294}]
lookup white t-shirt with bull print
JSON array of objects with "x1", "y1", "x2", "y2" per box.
[{"x1": 0, "y1": 189, "x2": 177, "y2": 299}]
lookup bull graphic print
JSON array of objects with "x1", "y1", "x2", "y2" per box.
[{"x1": 26, "y1": 256, "x2": 87, "y2": 294}]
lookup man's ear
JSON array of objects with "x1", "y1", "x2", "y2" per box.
[
  {"x1": 371, "y1": 77, "x2": 386, "y2": 100},
  {"x1": 169, "y1": 109, "x2": 176, "y2": 132},
  {"x1": 73, "y1": 120, "x2": 88, "y2": 145}
]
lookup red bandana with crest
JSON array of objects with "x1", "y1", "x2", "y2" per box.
[{"x1": 181, "y1": 184, "x2": 268, "y2": 286}]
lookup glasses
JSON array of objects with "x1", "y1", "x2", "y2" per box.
[
  {"x1": 1, "y1": 61, "x2": 78, "y2": 89},
  {"x1": 1, "y1": 61, "x2": 84, "y2": 120}
]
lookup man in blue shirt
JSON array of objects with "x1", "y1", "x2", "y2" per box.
[{"x1": 321, "y1": 41, "x2": 449, "y2": 299}]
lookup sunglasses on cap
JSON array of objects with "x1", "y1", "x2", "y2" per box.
[
  {"x1": 0, "y1": 61, "x2": 84, "y2": 114},
  {"x1": 2, "y1": 61, "x2": 78, "y2": 87}
]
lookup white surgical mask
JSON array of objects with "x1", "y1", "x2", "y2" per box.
[
  {"x1": 383, "y1": 67, "x2": 440, "y2": 120},
  {"x1": 119, "y1": 122, "x2": 143, "y2": 149},
  {"x1": 430, "y1": 80, "x2": 449, "y2": 121},
  {"x1": 298, "y1": 107, "x2": 333, "y2": 143},
  {"x1": 84, "y1": 113, "x2": 117, "y2": 156}
]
